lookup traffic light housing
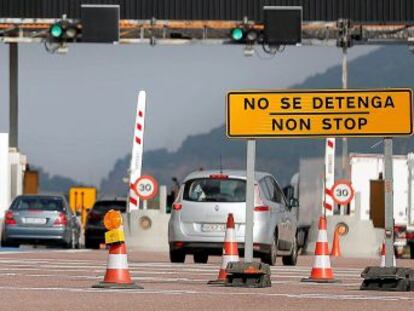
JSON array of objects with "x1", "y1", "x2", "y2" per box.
[
  {"x1": 337, "y1": 19, "x2": 353, "y2": 48},
  {"x1": 49, "y1": 20, "x2": 81, "y2": 43},
  {"x1": 229, "y1": 26, "x2": 262, "y2": 44}
]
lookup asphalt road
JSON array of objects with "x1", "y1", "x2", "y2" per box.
[{"x1": 0, "y1": 248, "x2": 413, "y2": 311}]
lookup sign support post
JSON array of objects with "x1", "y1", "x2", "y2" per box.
[
  {"x1": 384, "y1": 138, "x2": 394, "y2": 267},
  {"x1": 341, "y1": 45, "x2": 348, "y2": 215},
  {"x1": 245, "y1": 139, "x2": 256, "y2": 263}
]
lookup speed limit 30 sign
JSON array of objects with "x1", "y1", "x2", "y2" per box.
[
  {"x1": 132, "y1": 175, "x2": 158, "y2": 200},
  {"x1": 331, "y1": 179, "x2": 354, "y2": 205}
]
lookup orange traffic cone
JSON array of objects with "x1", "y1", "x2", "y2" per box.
[
  {"x1": 208, "y1": 213, "x2": 240, "y2": 284},
  {"x1": 330, "y1": 230, "x2": 341, "y2": 257},
  {"x1": 93, "y1": 242, "x2": 142, "y2": 289},
  {"x1": 380, "y1": 242, "x2": 396, "y2": 267},
  {"x1": 302, "y1": 216, "x2": 339, "y2": 283}
]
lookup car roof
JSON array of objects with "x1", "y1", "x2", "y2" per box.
[
  {"x1": 96, "y1": 196, "x2": 127, "y2": 202},
  {"x1": 182, "y1": 169, "x2": 272, "y2": 182},
  {"x1": 16, "y1": 194, "x2": 65, "y2": 200}
]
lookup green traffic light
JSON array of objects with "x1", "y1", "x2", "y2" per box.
[
  {"x1": 231, "y1": 28, "x2": 244, "y2": 41},
  {"x1": 50, "y1": 24, "x2": 63, "y2": 38}
]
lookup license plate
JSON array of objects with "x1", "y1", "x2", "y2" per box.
[
  {"x1": 201, "y1": 224, "x2": 226, "y2": 232},
  {"x1": 24, "y1": 218, "x2": 47, "y2": 225},
  {"x1": 394, "y1": 239, "x2": 407, "y2": 247}
]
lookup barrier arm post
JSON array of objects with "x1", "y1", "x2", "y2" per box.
[{"x1": 384, "y1": 138, "x2": 394, "y2": 267}]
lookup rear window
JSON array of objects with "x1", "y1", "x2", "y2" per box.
[
  {"x1": 183, "y1": 178, "x2": 246, "y2": 202},
  {"x1": 92, "y1": 200, "x2": 127, "y2": 213},
  {"x1": 11, "y1": 196, "x2": 64, "y2": 211}
]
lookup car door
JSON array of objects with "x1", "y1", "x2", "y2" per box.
[
  {"x1": 273, "y1": 179, "x2": 296, "y2": 249},
  {"x1": 262, "y1": 176, "x2": 290, "y2": 250}
]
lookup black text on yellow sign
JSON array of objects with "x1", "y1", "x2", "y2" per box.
[{"x1": 226, "y1": 89, "x2": 413, "y2": 138}]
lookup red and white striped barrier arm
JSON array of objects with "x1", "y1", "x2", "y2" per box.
[
  {"x1": 323, "y1": 138, "x2": 335, "y2": 215},
  {"x1": 128, "y1": 91, "x2": 146, "y2": 212}
]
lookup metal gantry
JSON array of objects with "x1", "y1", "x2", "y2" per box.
[{"x1": 0, "y1": 18, "x2": 414, "y2": 46}]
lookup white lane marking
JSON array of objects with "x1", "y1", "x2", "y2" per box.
[
  {"x1": 0, "y1": 265, "x2": 364, "y2": 280},
  {"x1": 0, "y1": 249, "x2": 93, "y2": 254},
  {"x1": 0, "y1": 273, "x2": 209, "y2": 283},
  {"x1": 0, "y1": 258, "x2": 369, "y2": 273},
  {"x1": 0, "y1": 260, "x2": 364, "y2": 273},
  {"x1": 0, "y1": 286, "x2": 411, "y2": 301}
]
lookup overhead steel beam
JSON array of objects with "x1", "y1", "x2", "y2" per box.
[{"x1": 0, "y1": 19, "x2": 414, "y2": 45}]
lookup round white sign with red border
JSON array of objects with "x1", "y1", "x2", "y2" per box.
[
  {"x1": 331, "y1": 179, "x2": 354, "y2": 205},
  {"x1": 132, "y1": 175, "x2": 158, "y2": 200}
]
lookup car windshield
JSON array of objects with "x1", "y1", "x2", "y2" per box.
[
  {"x1": 183, "y1": 178, "x2": 246, "y2": 202},
  {"x1": 93, "y1": 201, "x2": 127, "y2": 213},
  {"x1": 11, "y1": 197, "x2": 64, "y2": 211}
]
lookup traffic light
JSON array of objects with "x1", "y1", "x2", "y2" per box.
[
  {"x1": 49, "y1": 20, "x2": 81, "y2": 43},
  {"x1": 229, "y1": 26, "x2": 262, "y2": 44},
  {"x1": 337, "y1": 19, "x2": 352, "y2": 48}
]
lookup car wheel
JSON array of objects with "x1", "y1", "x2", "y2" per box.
[
  {"x1": 85, "y1": 238, "x2": 99, "y2": 249},
  {"x1": 193, "y1": 253, "x2": 208, "y2": 264},
  {"x1": 170, "y1": 249, "x2": 186, "y2": 263},
  {"x1": 282, "y1": 236, "x2": 298, "y2": 266},
  {"x1": 410, "y1": 244, "x2": 414, "y2": 260},
  {"x1": 1, "y1": 239, "x2": 19, "y2": 248},
  {"x1": 261, "y1": 233, "x2": 277, "y2": 266}
]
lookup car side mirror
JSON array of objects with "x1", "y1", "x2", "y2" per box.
[
  {"x1": 283, "y1": 185, "x2": 294, "y2": 201},
  {"x1": 288, "y1": 197, "x2": 299, "y2": 209}
]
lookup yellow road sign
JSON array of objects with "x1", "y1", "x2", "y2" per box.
[{"x1": 226, "y1": 89, "x2": 413, "y2": 138}]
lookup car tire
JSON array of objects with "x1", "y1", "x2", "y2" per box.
[
  {"x1": 1, "y1": 239, "x2": 19, "y2": 248},
  {"x1": 193, "y1": 253, "x2": 208, "y2": 264},
  {"x1": 170, "y1": 249, "x2": 186, "y2": 263},
  {"x1": 261, "y1": 233, "x2": 277, "y2": 266},
  {"x1": 410, "y1": 244, "x2": 414, "y2": 260},
  {"x1": 282, "y1": 236, "x2": 298, "y2": 266},
  {"x1": 85, "y1": 238, "x2": 99, "y2": 249}
]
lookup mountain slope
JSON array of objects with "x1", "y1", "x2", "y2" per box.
[{"x1": 100, "y1": 46, "x2": 414, "y2": 195}]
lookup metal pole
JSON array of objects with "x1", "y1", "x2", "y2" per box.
[
  {"x1": 384, "y1": 138, "x2": 394, "y2": 267},
  {"x1": 408, "y1": 153, "x2": 414, "y2": 227},
  {"x1": 341, "y1": 46, "x2": 348, "y2": 215},
  {"x1": 245, "y1": 139, "x2": 256, "y2": 262},
  {"x1": 9, "y1": 43, "x2": 18, "y2": 149},
  {"x1": 342, "y1": 46, "x2": 348, "y2": 89}
]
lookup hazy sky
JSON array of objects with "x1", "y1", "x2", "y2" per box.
[{"x1": 0, "y1": 43, "x2": 377, "y2": 185}]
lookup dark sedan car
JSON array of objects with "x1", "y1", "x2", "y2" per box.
[
  {"x1": 84, "y1": 198, "x2": 127, "y2": 249},
  {"x1": 1, "y1": 194, "x2": 81, "y2": 248}
]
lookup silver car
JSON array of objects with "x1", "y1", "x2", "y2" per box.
[
  {"x1": 168, "y1": 170, "x2": 298, "y2": 265},
  {"x1": 1, "y1": 194, "x2": 81, "y2": 248}
]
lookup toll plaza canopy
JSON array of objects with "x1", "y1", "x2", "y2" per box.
[{"x1": 1, "y1": 0, "x2": 414, "y2": 22}]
